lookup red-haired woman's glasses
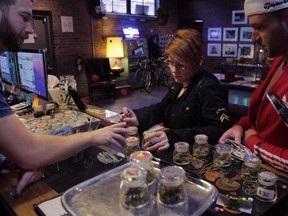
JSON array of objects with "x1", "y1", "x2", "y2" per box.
[{"x1": 164, "y1": 59, "x2": 187, "y2": 70}]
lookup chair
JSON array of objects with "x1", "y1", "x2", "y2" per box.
[{"x1": 84, "y1": 58, "x2": 116, "y2": 102}]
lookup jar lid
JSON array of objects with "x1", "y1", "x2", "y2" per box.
[
  {"x1": 216, "y1": 143, "x2": 231, "y2": 153},
  {"x1": 46, "y1": 103, "x2": 55, "y2": 109},
  {"x1": 160, "y1": 166, "x2": 185, "y2": 186},
  {"x1": 125, "y1": 136, "x2": 139, "y2": 147},
  {"x1": 59, "y1": 102, "x2": 68, "y2": 108},
  {"x1": 127, "y1": 126, "x2": 138, "y2": 135},
  {"x1": 130, "y1": 151, "x2": 152, "y2": 162},
  {"x1": 258, "y1": 171, "x2": 277, "y2": 186},
  {"x1": 34, "y1": 105, "x2": 43, "y2": 112},
  {"x1": 174, "y1": 142, "x2": 189, "y2": 152},
  {"x1": 194, "y1": 134, "x2": 208, "y2": 144},
  {"x1": 122, "y1": 167, "x2": 146, "y2": 187},
  {"x1": 143, "y1": 130, "x2": 154, "y2": 137},
  {"x1": 244, "y1": 155, "x2": 261, "y2": 168}
]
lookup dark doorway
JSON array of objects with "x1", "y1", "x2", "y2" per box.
[
  {"x1": 22, "y1": 11, "x2": 54, "y2": 72},
  {"x1": 178, "y1": 19, "x2": 203, "y2": 34}
]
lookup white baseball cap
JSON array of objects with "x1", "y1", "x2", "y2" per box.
[{"x1": 244, "y1": 0, "x2": 288, "y2": 16}]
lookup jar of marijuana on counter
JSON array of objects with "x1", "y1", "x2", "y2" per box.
[
  {"x1": 173, "y1": 142, "x2": 190, "y2": 165},
  {"x1": 130, "y1": 151, "x2": 156, "y2": 186},
  {"x1": 124, "y1": 126, "x2": 140, "y2": 158},
  {"x1": 193, "y1": 134, "x2": 210, "y2": 157},
  {"x1": 157, "y1": 166, "x2": 187, "y2": 207},
  {"x1": 213, "y1": 143, "x2": 232, "y2": 167},
  {"x1": 120, "y1": 167, "x2": 150, "y2": 209}
]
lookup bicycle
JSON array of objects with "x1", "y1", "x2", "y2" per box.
[
  {"x1": 134, "y1": 57, "x2": 174, "y2": 93},
  {"x1": 153, "y1": 57, "x2": 174, "y2": 87}
]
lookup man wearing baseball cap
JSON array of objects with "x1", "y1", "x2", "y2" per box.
[{"x1": 220, "y1": 0, "x2": 288, "y2": 173}]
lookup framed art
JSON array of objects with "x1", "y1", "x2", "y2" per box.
[
  {"x1": 240, "y1": 27, "x2": 253, "y2": 42},
  {"x1": 207, "y1": 43, "x2": 221, "y2": 57},
  {"x1": 208, "y1": 28, "x2": 222, "y2": 41},
  {"x1": 222, "y1": 44, "x2": 238, "y2": 57},
  {"x1": 238, "y1": 44, "x2": 254, "y2": 58},
  {"x1": 232, "y1": 10, "x2": 247, "y2": 24},
  {"x1": 223, "y1": 28, "x2": 238, "y2": 41}
]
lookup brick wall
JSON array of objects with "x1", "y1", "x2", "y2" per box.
[
  {"x1": 32, "y1": 0, "x2": 177, "y2": 97},
  {"x1": 32, "y1": 0, "x2": 248, "y2": 97},
  {"x1": 178, "y1": 0, "x2": 250, "y2": 73}
]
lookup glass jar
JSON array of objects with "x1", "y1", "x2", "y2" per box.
[
  {"x1": 157, "y1": 166, "x2": 187, "y2": 207},
  {"x1": 130, "y1": 151, "x2": 155, "y2": 186},
  {"x1": 256, "y1": 171, "x2": 277, "y2": 202},
  {"x1": 141, "y1": 130, "x2": 154, "y2": 150},
  {"x1": 213, "y1": 143, "x2": 232, "y2": 167},
  {"x1": 193, "y1": 134, "x2": 210, "y2": 157},
  {"x1": 58, "y1": 102, "x2": 69, "y2": 113},
  {"x1": 124, "y1": 127, "x2": 140, "y2": 158},
  {"x1": 45, "y1": 103, "x2": 56, "y2": 115},
  {"x1": 173, "y1": 142, "x2": 190, "y2": 165},
  {"x1": 120, "y1": 167, "x2": 150, "y2": 209},
  {"x1": 33, "y1": 105, "x2": 45, "y2": 118},
  {"x1": 241, "y1": 155, "x2": 261, "y2": 195},
  {"x1": 241, "y1": 155, "x2": 261, "y2": 182}
]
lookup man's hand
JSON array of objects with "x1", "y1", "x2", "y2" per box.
[
  {"x1": 219, "y1": 125, "x2": 244, "y2": 144},
  {"x1": 16, "y1": 168, "x2": 44, "y2": 195},
  {"x1": 244, "y1": 128, "x2": 257, "y2": 142},
  {"x1": 1, "y1": 161, "x2": 44, "y2": 195}
]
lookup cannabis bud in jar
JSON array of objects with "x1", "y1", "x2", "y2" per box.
[
  {"x1": 193, "y1": 134, "x2": 210, "y2": 157},
  {"x1": 173, "y1": 142, "x2": 190, "y2": 165},
  {"x1": 130, "y1": 151, "x2": 155, "y2": 186},
  {"x1": 157, "y1": 166, "x2": 187, "y2": 206},
  {"x1": 120, "y1": 167, "x2": 150, "y2": 209},
  {"x1": 124, "y1": 127, "x2": 140, "y2": 158},
  {"x1": 213, "y1": 143, "x2": 232, "y2": 167}
]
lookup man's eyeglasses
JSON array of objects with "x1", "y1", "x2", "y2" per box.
[{"x1": 164, "y1": 59, "x2": 187, "y2": 70}]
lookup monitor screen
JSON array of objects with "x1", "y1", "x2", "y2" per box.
[
  {"x1": 16, "y1": 49, "x2": 48, "y2": 100},
  {"x1": 0, "y1": 51, "x2": 18, "y2": 86}
]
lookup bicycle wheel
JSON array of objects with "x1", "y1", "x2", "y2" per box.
[
  {"x1": 143, "y1": 69, "x2": 152, "y2": 93},
  {"x1": 162, "y1": 67, "x2": 174, "y2": 87},
  {"x1": 134, "y1": 68, "x2": 145, "y2": 90}
]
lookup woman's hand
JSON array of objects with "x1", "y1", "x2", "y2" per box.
[
  {"x1": 120, "y1": 107, "x2": 139, "y2": 127},
  {"x1": 143, "y1": 131, "x2": 170, "y2": 151}
]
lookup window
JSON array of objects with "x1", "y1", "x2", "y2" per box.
[
  {"x1": 105, "y1": 0, "x2": 160, "y2": 16},
  {"x1": 105, "y1": 0, "x2": 127, "y2": 13}
]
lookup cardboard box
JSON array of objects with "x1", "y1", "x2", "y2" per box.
[{"x1": 115, "y1": 85, "x2": 131, "y2": 98}]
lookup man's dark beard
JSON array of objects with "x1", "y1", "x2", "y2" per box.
[{"x1": 0, "y1": 15, "x2": 22, "y2": 52}]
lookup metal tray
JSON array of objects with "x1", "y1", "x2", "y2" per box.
[{"x1": 61, "y1": 162, "x2": 218, "y2": 216}]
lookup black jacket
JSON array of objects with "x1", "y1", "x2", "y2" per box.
[{"x1": 136, "y1": 70, "x2": 232, "y2": 145}]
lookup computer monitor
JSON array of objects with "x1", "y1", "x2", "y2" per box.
[
  {"x1": 0, "y1": 51, "x2": 18, "y2": 86},
  {"x1": 16, "y1": 49, "x2": 49, "y2": 100}
]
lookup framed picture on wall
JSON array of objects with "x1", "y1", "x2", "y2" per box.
[
  {"x1": 238, "y1": 43, "x2": 254, "y2": 58},
  {"x1": 223, "y1": 28, "x2": 238, "y2": 41},
  {"x1": 232, "y1": 10, "x2": 247, "y2": 24},
  {"x1": 207, "y1": 43, "x2": 221, "y2": 57},
  {"x1": 240, "y1": 27, "x2": 253, "y2": 42},
  {"x1": 222, "y1": 44, "x2": 238, "y2": 57},
  {"x1": 208, "y1": 28, "x2": 222, "y2": 41}
]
